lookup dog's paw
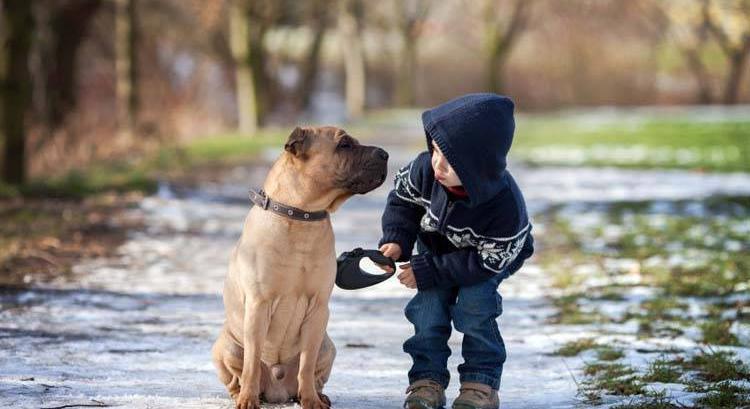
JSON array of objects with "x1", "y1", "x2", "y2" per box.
[
  {"x1": 300, "y1": 392, "x2": 331, "y2": 409},
  {"x1": 235, "y1": 390, "x2": 261, "y2": 409}
]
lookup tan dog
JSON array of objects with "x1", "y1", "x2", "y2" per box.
[{"x1": 212, "y1": 126, "x2": 388, "y2": 409}]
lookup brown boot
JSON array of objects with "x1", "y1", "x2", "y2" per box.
[
  {"x1": 404, "y1": 379, "x2": 447, "y2": 409},
  {"x1": 451, "y1": 382, "x2": 499, "y2": 409}
]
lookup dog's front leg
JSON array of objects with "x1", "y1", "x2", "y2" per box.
[
  {"x1": 297, "y1": 303, "x2": 331, "y2": 409},
  {"x1": 236, "y1": 299, "x2": 271, "y2": 409}
]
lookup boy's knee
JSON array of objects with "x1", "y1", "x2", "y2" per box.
[
  {"x1": 451, "y1": 286, "x2": 502, "y2": 332},
  {"x1": 404, "y1": 289, "x2": 453, "y2": 323},
  {"x1": 455, "y1": 279, "x2": 502, "y2": 314}
]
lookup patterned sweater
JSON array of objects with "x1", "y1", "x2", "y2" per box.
[{"x1": 378, "y1": 93, "x2": 534, "y2": 290}]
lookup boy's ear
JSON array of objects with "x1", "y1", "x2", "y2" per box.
[{"x1": 284, "y1": 127, "x2": 310, "y2": 158}]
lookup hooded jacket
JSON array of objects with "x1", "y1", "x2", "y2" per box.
[{"x1": 379, "y1": 93, "x2": 534, "y2": 290}]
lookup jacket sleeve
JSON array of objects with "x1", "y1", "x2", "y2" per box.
[
  {"x1": 410, "y1": 224, "x2": 534, "y2": 290},
  {"x1": 378, "y1": 155, "x2": 429, "y2": 262}
]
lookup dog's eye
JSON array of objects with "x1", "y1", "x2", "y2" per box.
[{"x1": 338, "y1": 140, "x2": 352, "y2": 149}]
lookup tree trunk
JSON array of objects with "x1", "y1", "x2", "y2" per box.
[
  {"x1": 230, "y1": 0, "x2": 258, "y2": 134},
  {"x1": 723, "y1": 42, "x2": 750, "y2": 105},
  {"x1": 396, "y1": 29, "x2": 417, "y2": 106},
  {"x1": 338, "y1": 0, "x2": 366, "y2": 119},
  {"x1": 486, "y1": 38, "x2": 511, "y2": 95},
  {"x1": 296, "y1": 1, "x2": 327, "y2": 110},
  {"x1": 45, "y1": 0, "x2": 101, "y2": 128},
  {"x1": 114, "y1": 0, "x2": 137, "y2": 137},
  {"x1": 1, "y1": 0, "x2": 34, "y2": 185},
  {"x1": 482, "y1": 0, "x2": 530, "y2": 95},
  {"x1": 682, "y1": 48, "x2": 713, "y2": 104}
]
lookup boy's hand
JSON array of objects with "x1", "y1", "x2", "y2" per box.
[
  {"x1": 376, "y1": 243, "x2": 402, "y2": 273},
  {"x1": 397, "y1": 263, "x2": 417, "y2": 289}
]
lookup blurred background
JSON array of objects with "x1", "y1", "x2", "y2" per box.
[
  {"x1": 1, "y1": 1, "x2": 750, "y2": 408},
  {"x1": 1, "y1": 0, "x2": 749, "y2": 191}
]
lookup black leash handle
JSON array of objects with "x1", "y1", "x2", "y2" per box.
[{"x1": 335, "y1": 248, "x2": 396, "y2": 290}]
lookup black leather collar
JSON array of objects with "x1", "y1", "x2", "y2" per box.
[{"x1": 249, "y1": 189, "x2": 329, "y2": 221}]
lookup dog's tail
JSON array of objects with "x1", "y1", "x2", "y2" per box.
[{"x1": 271, "y1": 364, "x2": 285, "y2": 380}]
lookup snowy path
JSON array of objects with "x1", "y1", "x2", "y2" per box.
[{"x1": 3, "y1": 124, "x2": 750, "y2": 409}]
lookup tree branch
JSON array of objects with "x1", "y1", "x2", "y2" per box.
[{"x1": 702, "y1": 0, "x2": 734, "y2": 56}]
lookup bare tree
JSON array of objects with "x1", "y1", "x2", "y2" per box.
[
  {"x1": 1, "y1": 0, "x2": 34, "y2": 185},
  {"x1": 482, "y1": 0, "x2": 533, "y2": 94},
  {"x1": 654, "y1": 0, "x2": 715, "y2": 103},
  {"x1": 394, "y1": 0, "x2": 431, "y2": 106},
  {"x1": 661, "y1": 0, "x2": 750, "y2": 104},
  {"x1": 115, "y1": 0, "x2": 138, "y2": 137},
  {"x1": 339, "y1": 0, "x2": 366, "y2": 119},
  {"x1": 229, "y1": 0, "x2": 277, "y2": 134},
  {"x1": 702, "y1": 0, "x2": 750, "y2": 104},
  {"x1": 230, "y1": 0, "x2": 257, "y2": 134},
  {"x1": 296, "y1": 0, "x2": 330, "y2": 111},
  {"x1": 44, "y1": 1, "x2": 102, "y2": 129}
]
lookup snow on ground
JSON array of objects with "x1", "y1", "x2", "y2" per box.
[{"x1": 2, "y1": 125, "x2": 750, "y2": 408}]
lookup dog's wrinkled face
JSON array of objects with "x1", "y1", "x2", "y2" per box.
[{"x1": 284, "y1": 126, "x2": 388, "y2": 195}]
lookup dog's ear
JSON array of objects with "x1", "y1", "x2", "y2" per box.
[{"x1": 284, "y1": 127, "x2": 310, "y2": 158}]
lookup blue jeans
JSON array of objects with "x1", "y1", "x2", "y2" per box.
[{"x1": 403, "y1": 274, "x2": 505, "y2": 390}]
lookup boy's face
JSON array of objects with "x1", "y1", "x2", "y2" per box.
[{"x1": 431, "y1": 141, "x2": 462, "y2": 187}]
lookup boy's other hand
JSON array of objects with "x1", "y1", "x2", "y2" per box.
[
  {"x1": 397, "y1": 263, "x2": 416, "y2": 289},
  {"x1": 376, "y1": 243, "x2": 402, "y2": 273}
]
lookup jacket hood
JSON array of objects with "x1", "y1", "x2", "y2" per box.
[{"x1": 422, "y1": 93, "x2": 516, "y2": 207}]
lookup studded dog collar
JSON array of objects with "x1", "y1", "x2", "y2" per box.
[{"x1": 249, "y1": 189, "x2": 329, "y2": 222}]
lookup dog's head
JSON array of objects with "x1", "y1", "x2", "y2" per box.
[{"x1": 283, "y1": 126, "x2": 389, "y2": 210}]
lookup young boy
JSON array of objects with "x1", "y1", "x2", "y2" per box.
[{"x1": 378, "y1": 93, "x2": 534, "y2": 409}]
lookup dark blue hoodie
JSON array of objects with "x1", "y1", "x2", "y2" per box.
[{"x1": 379, "y1": 93, "x2": 534, "y2": 290}]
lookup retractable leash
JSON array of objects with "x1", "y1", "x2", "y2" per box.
[{"x1": 335, "y1": 248, "x2": 396, "y2": 290}]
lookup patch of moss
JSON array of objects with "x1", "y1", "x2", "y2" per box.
[
  {"x1": 548, "y1": 295, "x2": 608, "y2": 325},
  {"x1": 700, "y1": 320, "x2": 740, "y2": 346},
  {"x1": 684, "y1": 351, "x2": 750, "y2": 383},
  {"x1": 611, "y1": 396, "x2": 680, "y2": 409},
  {"x1": 597, "y1": 347, "x2": 625, "y2": 361},
  {"x1": 642, "y1": 357, "x2": 683, "y2": 384},
  {"x1": 551, "y1": 338, "x2": 598, "y2": 357},
  {"x1": 694, "y1": 381, "x2": 750, "y2": 409}
]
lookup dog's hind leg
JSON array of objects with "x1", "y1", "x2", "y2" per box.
[
  {"x1": 315, "y1": 332, "x2": 336, "y2": 393},
  {"x1": 311, "y1": 332, "x2": 336, "y2": 407},
  {"x1": 212, "y1": 327, "x2": 244, "y2": 399}
]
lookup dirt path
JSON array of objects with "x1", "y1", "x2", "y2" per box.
[{"x1": 3, "y1": 122, "x2": 750, "y2": 409}]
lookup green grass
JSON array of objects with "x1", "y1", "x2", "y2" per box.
[
  {"x1": 176, "y1": 130, "x2": 286, "y2": 164},
  {"x1": 547, "y1": 295, "x2": 608, "y2": 325},
  {"x1": 597, "y1": 347, "x2": 626, "y2": 361},
  {"x1": 540, "y1": 196, "x2": 750, "y2": 405},
  {"x1": 18, "y1": 166, "x2": 157, "y2": 199},
  {"x1": 700, "y1": 320, "x2": 740, "y2": 346},
  {"x1": 684, "y1": 350, "x2": 750, "y2": 383},
  {"x1": 513, "y1": 115, "x2": 750, "y2": 172},
  {"x1": 694, "y1": 381, "x2": 750, "y2": 409},
  {"x1": 551, "y1": 338, "x2": 598, "y2": 357},
  {"x1": 583, "y1": 363, "x2": 645, "y2": 396},
  {"x1": 366, "y1": 108, "x2": 750, "y2": 172},
  {"x1": 642, "y1": 357, "x2": 683, "y2": 384},
  {"x1": 1, "y1": 130, "x2": 287, "y2": 199},
  {"x1": 611, "y1": 396, "x2": 681, "y2": 409}
]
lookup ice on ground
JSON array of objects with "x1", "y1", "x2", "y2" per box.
[{"x1": 3, "y1": 125, "x2": 750, "y2": 408}]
